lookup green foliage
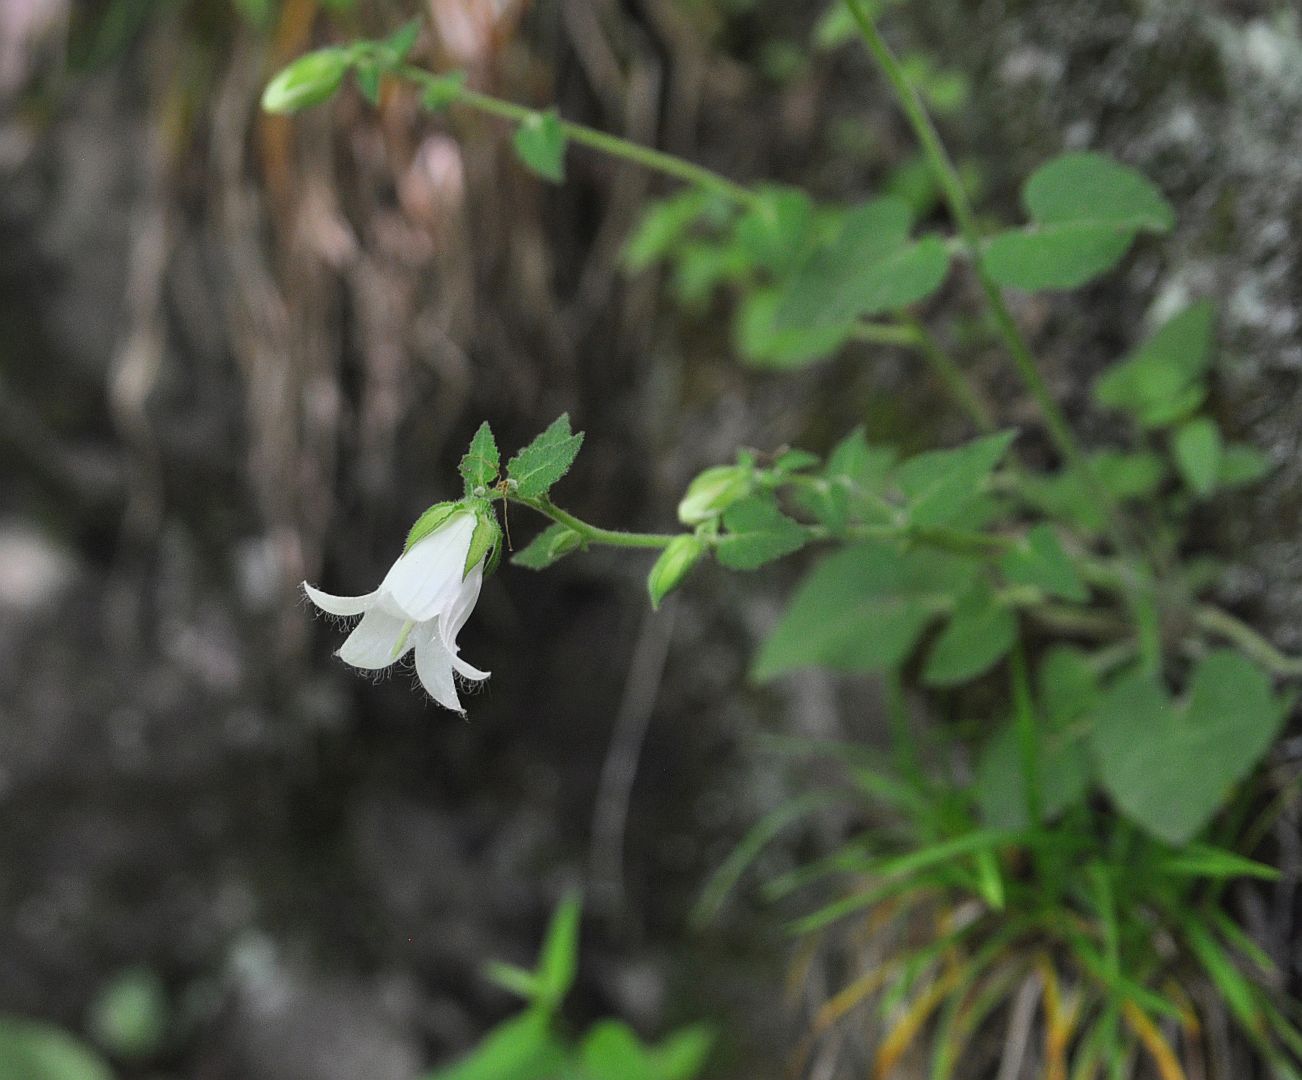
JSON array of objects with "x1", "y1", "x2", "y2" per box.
[
  {"x1": 460, "y1": 422, "x2": 501, "y2": 493},
  {"x1": 513, "y1": 523, "x2": 583, "y2": 570},
  {"x1": 713, "y1": 496, "x2": 806, "y2": 570},
  {"x1": 1172, "y1": 415, "x2": 1222, "y2": 497},
  {"x1": 648, "y1": 536, "x2": 706, "y2": 608},
  {"x1": 513, "y1": 111, "x2": 568, "y2": 183},
  {"x1": 893, "y1": 430, "x2": 1016, "y2": 528},
  {"x1": 1092, "y1": 652, "x2": 1288, "y2": 845},
  {"x1": 0, "y1": 1016, "x2": 115, "y2": 1080},
  {"x1": 998, "y1": 524, "x2": 1087, "y2": 602},
  {"x1": 405, "y1": 502, "x2": 465, "y2": 552},
  {"x1": 922, "y1": 582, "x2": 1017, "y2": 686},
  {"x1": 985, "y1": 152, "x2": 1175, "y2": 290},
  {"x1": 429, "y1": 898, "x2": 711, "y2": 1080},
  {"x1": 422, "y1": 71, "x2": 467, "y2": 111},
  {"x1": 775, "y1": 198, "x2": 950, "y2": 331},
  {"x1": 1093, "y1": 302, "x2": 1215, "y2": 428},
  {"x1": 464, "y1": 512, "x2": 502, "y2": 577},
  {"x1": 507, "y1": 415, "x2": 585, "y2": 499}
]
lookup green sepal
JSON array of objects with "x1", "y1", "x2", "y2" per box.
[
  {"x1": 404, "y1": 501, "x2": 464, "y2": 552},
  {"x1": 464, "y1": 506, "x2": 502, "y2": 578},
  {"x1": 460, "y1": 421, "x2": 501, "y2": 494}
]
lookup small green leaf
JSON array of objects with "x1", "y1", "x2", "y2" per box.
[
  {"x1": 999, "y1": 524, "x2": 1088, "y2": 602},
  {"x1": 428, "y1": 1008, "x2": 567, "y2": 1080},
  {"x1": 622, "y1": 188, "x2": 714, "y2": 272},
  {"x1": 799, "y1": 428, "x2": 896, "y2": 532},
  {"x1": 1094, "y1": 302, "x2": 1216, "y2": 428},
  {"x1": 535, "y1": 893, "x2": 581, "y2": 1008},
  {"x1": 985, "y1": 152, "x2": 1174, "y2": 291},
  {"x1": 976, "y1": 720, "x2": 1092, "y2": 829},
  {"x1": 647, "y1": 1024, "x2": 714, "y2": 1080},
  {"x1": 753, "y1": 542, "x2": 978, "y2": 680},
  {"x1": 732, "y1": 185, "x2": 816, "y2": 275},
  {"x1": 733, "y1": 288, "x2": 853, "y2": 369},
  {"x1": 421, "y1": 70, "x2": 466, "y2": 111},
  {"x1": 382, "y1": 18, "x2": 421, "y2": 64},
  {"x1": 482, "y1": 961, "x2": 542, "y2": 1001},
  {"x1": 0, "y1": 1016, "x2": 115, "y2": 1080},
  {"x1": 1218, "y1": 443, "x2": 1272, "y2": 489},
  {"x1": 354, "y1": 61, "x2": 383, "y2": 105},
  {"x1": 714, "y1": 497, "x2": 806, "y2": 570},
  {"x1": 512, "y1": 523, "x2": 582, "y2": 570},
  {"x1": 1091, "y1": 653, "x2": 1287, "y2": 844},
  {"x1": 261, "y1": 48, "x2": 349, "y2": 114},
  {"x1": 1172, "y1": 416, "x2": 1222, "y2": 497},
  {"x1": 513, "y1": 110, "x2": 567, "y2": 183},
  {"x1": 88, "y1": 968, "x2": 167, "y2": 1061},
  {"x1": 1037, "y1": 646, "x2": 1101, "y2": 723},
  {"x1": 922, "y1": 583, "x2": 1017, "y2": 686},
  {"x1": 405, "y1": 502, "x2": 463, "y2": 552},
  {"x1": 895, "y1": 430, "x2": 1017, "y2": 528},
  {"x1": 507, "y1": 414, "x2": 584, "y2": 498},
  {"x1": 774, "y1": 198, "x2": 950, "y2": 331},
  {"x1": 459, "y1": 422, "x2": 501, "y2": 493},
  {"x1": 581, "y1": 1021, "x2": 653, "y2": 1080}
]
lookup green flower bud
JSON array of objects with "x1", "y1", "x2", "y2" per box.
[
  {"x1": 647, "y1": 535, "x2": 706, "y2": 610},
  {"x1": 677, "y1": 465, "x2": 752, "y2": 526},
  {"x1": 261, "y1": 48, "x2": 349, "y2": 114}
]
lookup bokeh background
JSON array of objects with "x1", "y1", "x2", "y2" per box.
[{"x1": 2, "y1": 0, "x2": 1301, "y2": 1076}]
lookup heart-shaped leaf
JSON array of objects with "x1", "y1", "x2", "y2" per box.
[
  {"x1": 1091, "y1": 652, "x2": 1287, "y2": 844},
  {"x1": 513, "y1": 110, "x2": 567, "y2": 183}
]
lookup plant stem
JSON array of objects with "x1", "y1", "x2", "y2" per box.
[
  {"x1": 400, "y1": 66, "x2": 761, "y2": 208},
  {"x1": 1194, "y1": 604, "x2": 1302, "y2": 678},
  {"x1": 839, "y1": 0, "x2": 1140, "y2": 564},
  {"x1": 1010, "y1": 643, "x2": 1042, "y2": 826},
  {"x1": 520, "y1": 495, "x2": 678, "y2": 549},
  {"x1": 901, "y1": 315, "x2": 997, "y2": 434}
]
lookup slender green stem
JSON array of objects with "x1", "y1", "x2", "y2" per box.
[
  {"x1": 1195, "y1": 604, "x2": 1302, "y2": 678},
  {"x1": 521, "y1": 495, "x2": 678, "y2": 549},
  {"x1": 840, "y1": 0, "x2": 1141, "y2": 564},
  {"x1": 886, "y1": 670, "x2": 926, "y2": 793},
  {"x1": 1010, "y1": 643, "x2": 1042, "y2": 826},
  {"x1": 901, "y1": 315, "x2": 996, "y2": 434},
  {"x1": 400, "y1": 66, "x2": 761, "y2": 207},
  {"x1": 849, "y1": 321, "x2": 923, "y2": 348}
]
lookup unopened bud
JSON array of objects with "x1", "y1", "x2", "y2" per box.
[
  {"x1": 677, "y1": 465, "x2": 752, "y2": 526},
  {"x1": 647, "y1": 535, "x2": 706, "y2": 610}
]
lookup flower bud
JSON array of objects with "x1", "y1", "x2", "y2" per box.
[
  {"x1": 647, "y1": 535, "x2": 706, "y2": 610},
  {"x1": 677, "y1": 465, "x2": 752, "y2": 526},
  {"x1": 261, "y1": 48, "x2": 349, "y2": 114}
]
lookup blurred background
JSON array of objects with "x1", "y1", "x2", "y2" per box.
[{"x1": 1, "y1": 0, "x2": 1300, "y2": 1076}]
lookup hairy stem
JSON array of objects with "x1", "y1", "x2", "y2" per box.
[
  {"x1": 520, "y1": 495, "x2": 678, "y2": 549},
  {"x1": 1195, "y1": 604, "x2": 1302, "y2": 678}
]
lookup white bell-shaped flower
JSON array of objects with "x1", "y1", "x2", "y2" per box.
[{"x1": 304, "y1": 509, "x2": 490, "y2": 712}]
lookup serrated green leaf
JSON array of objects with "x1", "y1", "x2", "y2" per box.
[
  {"x1": 1094, "y1": 302, "x2": 1216, "y2": 428},
  {"x1": 459, "y1": 422, "x2": 500, "y2": 493},
  {"x1": 261, "y1": 48, "x2": 349, "y2": 114},
  {"x1": 512, "y1": 523, "x2": 582, "y2": 570},
  {"x1": 774, "y1": 198, "x2": 950, "y2": 330},
  {"x1": 507, "y1": 414, "x2": 584, "y2": 498},
  {"x1": 0, "y1": 1016, "x2": 115, "y2": 1080},
  {"x1": 753, "y1": 542, "x2": 978, "y2": 680},
  {"x1": 895, "y1": 430, "x2": 1017, "y2": 528},
  {"x1": 1172, "y1": 416, "x2": 1222, "y2": 497},
  {"x1": 714, "y1": 497, "x2": 806, "y2": 570},
  {"x1": 733, "y1": 287, "x2": 854, "y2": 369},
  {"x1": 421, "y1": 70, "x2": 466, "y2": 111},
  {"x1": 999, "y1": 523, "x2": 1088, "y2": 602},
  {"x1": 1218, "y1": 443, "x2": 1272, "y2": 489},
  {"x1": 985, "y1": 151, "x2": 1173, "y2": 291},
  {"x1": 1091, "y1": 653, "x2": 1287, "y2": 844},
  {"x1": 535, "y1": 893, "x2": 581, "y2": 1008},
  {"x1": 513, "y1": 110, "x2": 567, "y2": 183},
  {"x1": 922, "y1": 583, "x2": 1017, "y2": 686}
]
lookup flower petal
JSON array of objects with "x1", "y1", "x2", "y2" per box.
[
  {"x1": 452, "y1": 654, "x2": 490, "y2": 681},
  {"x1": 439, "y1": 560, "x2": 484, "y2": 651},
  {"x1": 304, "y1": 582, "x2": 377, "y2": 617},
  {"x1": 414, "y1": 625, "x2": 462, "y2": 712},
  {"x1": 380, "y1": 513, "x2": 476, "y2": 621},
  {"x1": 337, "y1": 607, "x2": 412, "y2": 670}
]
